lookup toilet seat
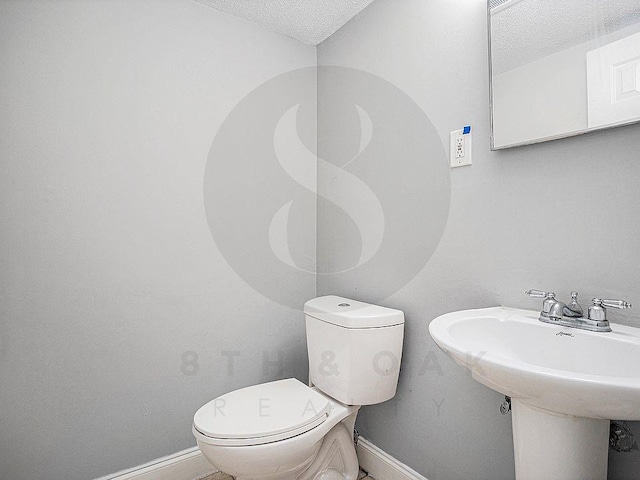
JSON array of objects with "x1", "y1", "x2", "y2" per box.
[{"x1": 193, "y1": 378, "x2": 332, "y2": 446}]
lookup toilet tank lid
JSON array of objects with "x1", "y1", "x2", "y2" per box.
[{"x1": 304, "y1": 295, "x2": 404, "y2": 329}]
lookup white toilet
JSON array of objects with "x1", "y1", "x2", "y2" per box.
[{"x1": 192, "y1": 295, "x2": 405, "y2": 480}]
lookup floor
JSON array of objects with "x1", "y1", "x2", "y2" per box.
[{"x1": 200, "y1": 470, "x2": 374, "y2": 480}]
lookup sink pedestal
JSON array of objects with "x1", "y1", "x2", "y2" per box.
[{"x1": 512, "y1": 400, "x2": 609, "y2": 480}]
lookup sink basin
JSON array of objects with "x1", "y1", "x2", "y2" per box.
[
  {"x1": 429, "y1": 306, "x2": 640, "y2": 419},
  {"x1": 429, "y1": 306, "x2": 640, "y2": 480}
]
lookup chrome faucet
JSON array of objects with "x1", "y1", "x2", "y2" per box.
[{"x1": 525, "y1": 290, "x2": 632, "y2": 332}]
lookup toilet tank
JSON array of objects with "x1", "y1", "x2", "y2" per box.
[{"x1": 304, "y1": 296, "x2": 404, "y2": 406}]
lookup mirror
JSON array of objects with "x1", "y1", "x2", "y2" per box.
[{"x1": 489, "y1": 0, "x2": 640, "y2": 149}]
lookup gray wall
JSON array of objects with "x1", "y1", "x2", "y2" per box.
[
  {"x1": 0, "y1": 1, "x2": 315, "y2": 479},
  {"x1": 3, "y1": 1, "x2": 640, "y2": 479},
  {"x1": 317, "y1": 0, "x2": 640, "y2": 479}
]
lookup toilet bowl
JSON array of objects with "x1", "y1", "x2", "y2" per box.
[
  {"x1": 193, "y1": 296, "x2": 404, "y2": 480},
  {"x1": 193, "y1": 379, "x2": 360, "y2": 480}
]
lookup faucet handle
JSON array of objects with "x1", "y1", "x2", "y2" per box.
[
  {"x1": 526, "y1": 290, "x2": 557, "y2": 316},
  {"x1": 601, "y1": 299, "x2": 632, "y2": 309},
  {"x1": 589, "y1": 298, "x2": 632, "y2": 322},
  {"x1": 526, "y1": 289, "x2": 555, "y2": 299}
]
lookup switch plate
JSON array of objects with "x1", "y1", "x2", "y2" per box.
[{"x1": 450, "y1": 128, "x2": 472, "y2": 168}]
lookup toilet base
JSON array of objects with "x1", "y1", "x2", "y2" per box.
[
  {"x1": 297, "y1": 423, "x2": 359, "y2": 480},
  {"x1": 234, "y1": 422, "x2": 359, "y2": 480}
]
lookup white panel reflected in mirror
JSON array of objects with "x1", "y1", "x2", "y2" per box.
[{"x1": 489, "y1": 0, "x2": 640, "y2": 149}]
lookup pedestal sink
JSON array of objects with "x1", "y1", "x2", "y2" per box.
[{"x1": 429, "y1": 306, "x2": 640, "y2": 480}]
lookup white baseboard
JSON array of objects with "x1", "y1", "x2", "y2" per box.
[
  {"x1": 95, "y1": 437, "x2": 426, "y2": 480},
  {"x1": 94, "y1": 446, "x2": 216, "y2": 480},
  {"x1": 356, "y1": 437, "x2": 428, "y2": 480}
]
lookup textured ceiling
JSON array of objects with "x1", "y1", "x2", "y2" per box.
[
  {"x1": 491, "y1": 0, "x2": 640, "y2": 74},
  {"x1": 192, "y1": 0, "x2": 376, "y2": 45}
]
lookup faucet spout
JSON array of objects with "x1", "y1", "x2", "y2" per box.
[{"x1": 548, "y1": 301, "x2": 566, "y2": 320}]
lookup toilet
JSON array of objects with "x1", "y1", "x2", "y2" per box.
[{"x1": 192, "y1": 295, "x2": 405, "y2": 480}]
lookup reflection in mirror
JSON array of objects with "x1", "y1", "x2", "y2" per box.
[{"x1": 489, "y1": 0, "x2": 640, "y2": 149}]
